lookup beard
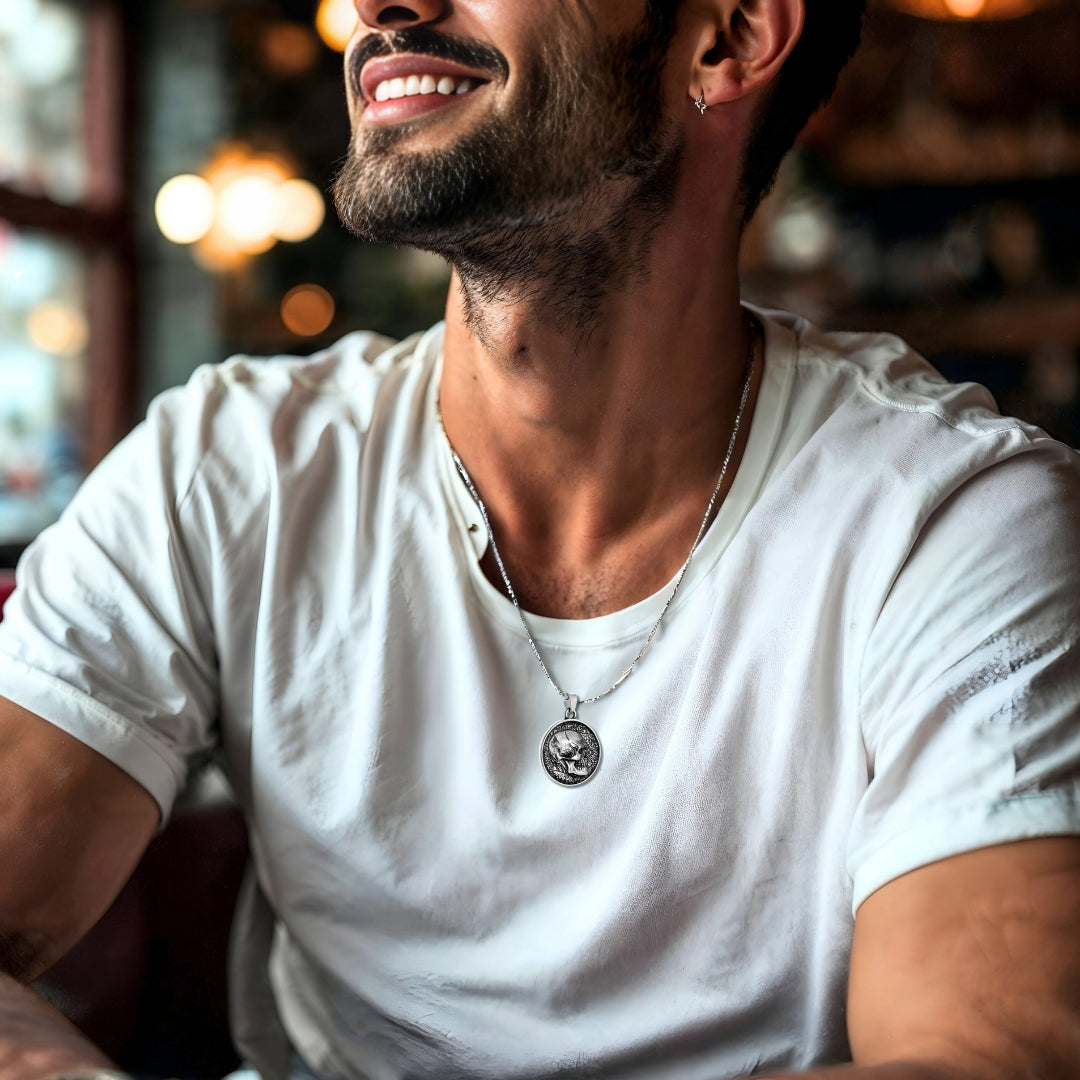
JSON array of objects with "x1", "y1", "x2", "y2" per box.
[{"x1": 332, "y1": 15, "x2": 684, "y2": 332}]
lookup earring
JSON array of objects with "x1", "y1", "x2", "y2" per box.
[{"x1": 694, "y1": 92, "x2": 708, "y2": 115}]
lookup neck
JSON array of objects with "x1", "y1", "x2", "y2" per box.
[
  {"x1": 436, "y1": 165, "x2": 757, "y2": 618},
  {"x1": 449, "y1": 150, "x2": 684, "y2": 352}
]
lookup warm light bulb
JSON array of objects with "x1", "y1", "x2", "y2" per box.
[
  {"x1": 885, "y1": 0, "x2": 1054, "y2": 20},
  {"x1": 193, "y1": 225, "x2": 248, "y2": 273},
  {"x1": 273, "y1": 179, "x2": 326, "y2": 242},
  {"x1": 155, "y1": 174, "x2": 216, "y2": 245},
  {"x1": 217, "y1": 174, "x2": 280, "y2": 250},
  {"x1": 281, "y1": 284, "x2": 336, "y2": 337},
  {"x1": 943, "y1": 0, "x2": 987, "y2": 15},
  {"x1": 315, "y1": 0, "x2": 357, "y2": 53}
]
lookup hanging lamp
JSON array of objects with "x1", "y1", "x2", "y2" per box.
[{"x1": 882, "y1": 0, "x2": 1062, "y2": 19}]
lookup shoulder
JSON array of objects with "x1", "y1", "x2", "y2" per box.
[
  {"x1": 761, "y1": 305, "x2": 1011, "y2": 432},
  {"x1": 753, "y1": 305, "x2": 1080, "y2": 505},
  {"x1": 135, "y1": 324, "x2": 443, "y2": 495},
  {"x1": 165, "y1": 325, "x2": 440, "y2": 433}
]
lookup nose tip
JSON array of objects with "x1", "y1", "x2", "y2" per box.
[{"x1": 353, "y1": 0, "x2": 447, "y2": 30}]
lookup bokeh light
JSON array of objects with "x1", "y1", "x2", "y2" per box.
[
  {"x1": 0, "y1": 0, "x2": 37, "y2": 34},
  {"x1": 315, "y1": 0, "x2": 357, "y2": 53},
  {"x1": 155, "y1": 174, "x2": 216, "y2": 245},
  {"x1": 10, "y1": 0, "x2": 81, "y2": 86},
  {"x1": 261, "y1": 21, "x2": 320, "y2": 77},
  {"x1": 3, "y1": 234, "x2": 59, "y2": 307},
  {"x1": 281, "y1": 284, "x2": 335, "y2": 337},
  {"x1": 156, "y1": 151, "x2": 326, "y2": 266},
  {"x1": 273, "y1": 178, "x2": 326, "y2": 242},
  {"x1": 943, "y1": 0, "x2": 987, "y2": 15},
  {"x1": 191, "y1": 225, "x2": 248, "y2": 274},
  {"x1": 886, "y1": 0, "x2": 1054, "y2": 17},
  {"x1": 26, "y1": 300, "x2": 88, "y2": 356},
  {"x1": 767, "y1": 202, "x2": 836, "y2": 271},
  {"x1": 217, "y1": 174, "x2": 280, "y2": 250}
]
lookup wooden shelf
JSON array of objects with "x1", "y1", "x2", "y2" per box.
[
  {"x1": 831, "y1": 293, "x2": 1080, "y2": 356},
  {"x1": 825, "y1": 118, "x2": 1080, "y2": 188}
]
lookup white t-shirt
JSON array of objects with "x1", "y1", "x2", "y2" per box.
[{"x1": 2, "y1": 308, "x2": 1080, "y2": 1080}]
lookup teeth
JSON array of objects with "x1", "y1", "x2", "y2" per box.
[{"x1": 372, "y1": 75, "x2": 479, "y2": 103}]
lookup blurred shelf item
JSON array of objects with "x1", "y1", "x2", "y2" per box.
[
  {"x1": 743, "y1": 0, "x2": 1080, "y2": 444},
  {"x1": 826, "y1": 109, "x2": 1080, "y2": 186},
  {"x1": 804, "y1": 3, "x2": 1080, "y2": 185},
  {"x1": 837, "y1": 292, "x2": 1080, "y2": 356}
]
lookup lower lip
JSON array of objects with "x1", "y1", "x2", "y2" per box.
[{"x1": 363, "y1": 86, "x2": 483, "y2": 125}]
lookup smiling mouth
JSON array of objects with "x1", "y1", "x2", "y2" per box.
[{"x1": 371, "y1": 74, "x2": 482, "y2": 103}]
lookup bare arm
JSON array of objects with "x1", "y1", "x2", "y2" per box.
[
  {"x1": 0, "y1": 697, "x2": 159, "y2": 1078},
  {"x1": 754, "y1": 838, "x2": 1080, "y2": 1080}
]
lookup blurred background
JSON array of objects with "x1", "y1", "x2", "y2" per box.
[{"x1": 1, "y1": 0, "x2": 1078, "y2": 567}]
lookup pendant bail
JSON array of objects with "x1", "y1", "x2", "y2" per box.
[{"x1": 565, "y1": 694, "x2": 580, "y2": 720}]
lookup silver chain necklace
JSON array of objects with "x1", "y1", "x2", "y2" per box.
[{"x1": 440, "y1": 321, "x2": 757, "y2": 787}]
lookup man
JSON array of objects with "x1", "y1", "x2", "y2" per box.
[{"x1": 1, "y1": 0, "x2": 1079, "y2": 1077}]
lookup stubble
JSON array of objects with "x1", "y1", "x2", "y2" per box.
[{"x1": 332, "y1": 15, "x2": 684, "y2": 339}]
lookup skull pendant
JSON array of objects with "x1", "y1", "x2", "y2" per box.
[{"x1": 541, "y1": 719, "x2": 601, "y2": 786}]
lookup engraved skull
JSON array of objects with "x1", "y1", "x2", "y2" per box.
[{"x1": 550, "y1": 729, "x2": 589, "y2": 777}]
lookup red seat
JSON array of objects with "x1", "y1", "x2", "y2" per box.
[{"x1": 0, "y1": 571, "x2": 14, "y2": 617}]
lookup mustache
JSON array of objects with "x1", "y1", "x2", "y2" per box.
[{"x1": 349, "y1": 27, "x2": 510, "y2": 89}]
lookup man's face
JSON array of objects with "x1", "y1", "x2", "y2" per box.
[{"x1": 332, "y1": 2, "x2": 682, "y2": 256}]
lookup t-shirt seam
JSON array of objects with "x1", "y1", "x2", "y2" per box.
[
  {"x1": 788, "y1": 332, "x2": 1036, "y2": 441},
  {"x1": 0, "y1": 653, "x2": 189, "y2": 786},
  {"x1": 859, "y1": 381, "x2": 1035, "y2": 438}
]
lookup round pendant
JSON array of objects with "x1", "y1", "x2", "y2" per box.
[{"x1": 541, "y1": 719, "x2": 602, "y2": 786}]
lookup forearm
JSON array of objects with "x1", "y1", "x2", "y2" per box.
[{"x1": 0, "y1": 973, "x2": 115, "y2": 1080}]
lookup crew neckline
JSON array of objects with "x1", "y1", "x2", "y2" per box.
[{"x1": 430, "y1": 306, "x2": 797, "y2": 649}]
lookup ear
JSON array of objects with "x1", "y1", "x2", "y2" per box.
[{"x1": 686, "y1": 0, "x2": 804, "y2": 110}]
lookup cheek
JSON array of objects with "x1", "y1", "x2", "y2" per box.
[{"x1": 586, "y1": 0, "x2": 651, "y2": 36}]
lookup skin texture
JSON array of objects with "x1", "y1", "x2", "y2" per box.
[{"x1": 1, "y1": 2, "x2": 1079, "y2": 1078}]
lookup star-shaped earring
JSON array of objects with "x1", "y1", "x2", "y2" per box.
[{"x1": 694, "y1": 92, "x2": 708, "y2": 116}]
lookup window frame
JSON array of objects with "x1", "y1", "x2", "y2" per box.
[{"x1": 0, "y1": 0, "x2": 136, "y2": 562}]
